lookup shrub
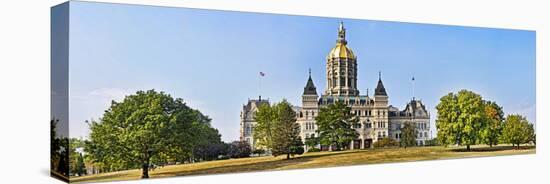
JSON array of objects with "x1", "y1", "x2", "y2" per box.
[
  {"x1": 252, "y1": 149, "x2": 266, "y2": 156},
  {"x1": 228, "y1": 140, "x2": 251, "y2": 158},
  {"x1": 425, "y1": 138, "x2": 439, "y2": 146},
  {"x1": 373, "y1": 138, "x2": 399, "y2": 148},
  {"x1": 307, "y1": 148, "x2": 321, "y2": 152}
]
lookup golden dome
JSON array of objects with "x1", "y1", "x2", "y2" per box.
[
  {"x1": 327, "y1": 22, "x2": 356, "y2": 59},
  {"x1": 328, "y1": 43, "x2": 356, "y2": 59}
]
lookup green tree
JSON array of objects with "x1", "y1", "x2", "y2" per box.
[
  {"x1": 270, "y1": 100, "x2": 303, "y2": 159},
  {"x1": 289, "y1": 137, "x2": 305, "y2": 157},
  {"x1": 315, "y1": 101, "x2": 359, "y2": 151},
  {"x1": 436, "y1": 90, "x2": 485, "y2": 151},
  {"x1": 400, "y1": 122, "x2": 416, "y2": 148},
  {"x1": 50, "y1": 119, "x2": 70, "y2": 177},
  {"x1": 191, "y1": 125, "x2": 224, "y2": 161},
  {"x1": 528, "y1": 124, "x2": 536, "y2": 145},
  {"x1": 502, "y1": 115, "x2": 531, "y2": 149},
  {"x1": 75, "y1": 153, "x2": 86, "y2": 176},
  {"x1": 304, "y1": 134, "x2": 320, "y2": 151},
  {"x1": 85, "y1": 90, "x2": 216, "y2": 178},
  {"x1": 228, "y1": 140, "x2": 251, "y2": 158},
  {"x1": 253, "y1": 103, "x2": 277, "y2": 150},
  {"x1": 480, "y1": 101, "x2": 504, "y2": 147},
  {"x1": 69, "y1": 138, "x2": 86, "y2": 176},
  {"x1": 252, "y1": 149, "x2": 266, "y2": 156}
]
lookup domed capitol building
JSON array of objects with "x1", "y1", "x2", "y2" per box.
[{"x1": 240, "y1": 22, "x2": 431, "y2": 150}]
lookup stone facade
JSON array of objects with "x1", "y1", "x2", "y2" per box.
[{"x1": 239, "y1": 96, "x2": 269, "y2": 148}]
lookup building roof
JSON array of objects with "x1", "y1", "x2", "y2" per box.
[
  {"x1": 327, "y1": 22, "x2": 356, "y2": 59},
  {"x1": 374, "y1": 72, "x2": 387, "y2": 96},
  {"x1": 387, "y1": 99, "x2": 429, "y2": 118},
  {"x1": 328, "y1": 43, "x2": 356, "y2": 59},
  {"x1": 243, "y1": 97, "x2": 269, "y2": 112},
  {"x1": 303, "y1": 69, "x2": 318, "y2": 95}
]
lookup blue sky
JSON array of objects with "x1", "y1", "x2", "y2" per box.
[{"x1": 66, "y1": 1, "x2": 536, "y2": 141}]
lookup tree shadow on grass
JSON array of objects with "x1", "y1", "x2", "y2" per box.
[
  {"x1": 70, "y1": 170, "x2": 137, "y2": 183},
  {"x1": 154, "y1": 151, "x2": 354, "y2": 177},
  {"x1": 450, "y1": 145, "x2": 536, "y2": 152}
]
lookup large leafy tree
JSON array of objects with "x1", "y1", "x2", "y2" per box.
[
  {"x1": 436, "y1": 90, "x2": 485, "y2": 151},
  {"x1": 315, "y1": 101, "x2": 359, "y2": 151},
  {"x1": 254, "y1": 100, "x2": 304, "y2": 159},
  {"x1": 400, "y1": 122, "x2": 416, "y2": 148},
  {"x1": 253, "y1": 103, "x2": 277, "y2": 150},
  {"x1": 191, "y1": 126, "x2": 224, "y2": 161},
  {"x1": 85, "y1": 90, "x2": 217, "y2": 178},
  {"x1": 480, "y1": 101, "x2": 504, "y2": 147},
  {"x1": 502, "y1": 114, "x2": 532, "y2": 149},
  {"x1": 270, "y1": 100, "x2": 303, "y2": 159}
]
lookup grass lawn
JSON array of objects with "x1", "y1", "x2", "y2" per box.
[{"x1": 70, "y1": 145, "x2": 535, "y2": 183}]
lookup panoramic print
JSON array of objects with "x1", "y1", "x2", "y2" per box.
[{"x1": 51, "y1": 1, "x2": 536, "y2": 183}]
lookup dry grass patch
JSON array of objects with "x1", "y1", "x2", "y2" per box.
[{"x1": 71, "y1": 145, "x2": 535, "y2": 183}]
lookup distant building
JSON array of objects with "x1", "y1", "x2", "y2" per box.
[
  {"x1": 240, "y1": 96, "x2": 269, "y2": 147},
  {"x1": 240, "y1": 22, "x2": 430, "y2": 150}
]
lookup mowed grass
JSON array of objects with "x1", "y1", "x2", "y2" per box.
[{"x1": 71, "y1": 145, "x2": 535, "y2": 183}]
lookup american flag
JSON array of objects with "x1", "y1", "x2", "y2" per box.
[{"x1": 259, "y1": 72, "x2": 265, "y2": 77}]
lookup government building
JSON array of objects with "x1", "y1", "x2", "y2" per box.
[{"x1": 240, "y1": 22, "x2": 431, "y2": 151}]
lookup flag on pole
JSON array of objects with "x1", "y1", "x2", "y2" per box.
[{"x1": 259, "y1": 72, "x2": 265, "y2": 77}]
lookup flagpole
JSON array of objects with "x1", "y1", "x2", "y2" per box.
[
  {"x1": 259, "y1": 72, "x2": 265, "y2": 100},
  {"x1": 259, "y1": 72, "x2": 261, "y2": 100},
  {"x1": 412, "y1": 76, "x2": 415, "y2": 100}
]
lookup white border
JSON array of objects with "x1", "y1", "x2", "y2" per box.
[{"x1": 0, "y1": 0, "x2": 547, "y2": 184}]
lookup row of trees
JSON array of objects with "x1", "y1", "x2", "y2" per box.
[
  {"x1": 50, "y1": 119, "x2": 69, "y2": 178},
  {"x1": 436, "y1": 90, "x2": 535, "y2": 150},
  {"x1": 69, "y1": 138, "x2": 86, "y2": 176},
  {"x1": 256, "y1": 101, "x2": 378, "y2": 153}
]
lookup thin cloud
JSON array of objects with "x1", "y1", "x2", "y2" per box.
[{"x1": 89, "y1": 88, "x2": 135, "y2": 102}]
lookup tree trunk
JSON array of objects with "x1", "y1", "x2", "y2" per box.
[
  {"x1": 466, "y1": 145, "x2": 470, "y2": 151},
  {"x1": 286, "y1": 153, "x2": 290, "y2": 159},
  {"x1": 142, "y1": 162, "x2": 149, "y2": 178}
]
